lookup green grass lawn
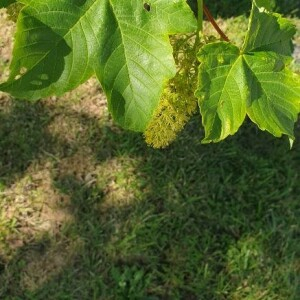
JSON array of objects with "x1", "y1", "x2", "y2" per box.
[{"x1": 0, "y1": 13, "x2": 300, "y2": 300}]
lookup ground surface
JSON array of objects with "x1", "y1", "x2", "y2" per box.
[{"x1": 0, "y1": 10, "x2": 300, "y2": 300}]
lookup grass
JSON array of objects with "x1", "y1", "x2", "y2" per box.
[
  {"x1": 1, "y1": 96, "x2": 299, "y2": 300},
  {"x1": 0, "y1": 13, "x2": 300, "y2": 300}
]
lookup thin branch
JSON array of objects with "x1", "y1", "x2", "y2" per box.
[{"x1": 203, "y1": 4, "x2": 229, "y2": 42}]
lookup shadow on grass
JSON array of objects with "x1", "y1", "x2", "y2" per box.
[
  {"x1": 0, "y1": 99, "x2": 300, "y2": 299},
  {"x1": 0, "y1": 100, "x2": 53, "y2": 184}
]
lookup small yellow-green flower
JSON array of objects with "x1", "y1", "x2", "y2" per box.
[
  {"x1": 144, "y1": 86, "x2": 197, "y2": 149},
  {"x1": 144, "y1": 34, "x2": 200, "y2": 149}
]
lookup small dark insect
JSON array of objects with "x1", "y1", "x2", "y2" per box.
[{"x1": 144, "y1": 3, "x2": 151, "y2": 12}]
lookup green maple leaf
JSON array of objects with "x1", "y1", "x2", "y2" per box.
[
  {"x1": 243, "y1": 0, "x2": 296, "y2": 56},
  {"x1": 196, "y1": 0, "x2": 300, "y2": 143},
  {"x1": 0, "y1": 0, "x2": 196, "y2": 131},
  {"x1": 196, "y1": 43, "x2": 248, "y2": 143}
]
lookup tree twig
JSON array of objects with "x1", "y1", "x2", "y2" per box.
[{"x1": 203, "y1": 4, "x2": 229, "y2": 42}]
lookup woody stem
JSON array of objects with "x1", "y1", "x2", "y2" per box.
[{"x1": 203, "y1": 4, "x2": 229, "y2": 42}]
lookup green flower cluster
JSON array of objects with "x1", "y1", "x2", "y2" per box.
[
  {"x1": 144, "y1": 85, "x2": 197, "y2": 149},
  {"x1": 144, "y1": 35, "x2": 199, "y2": 149}
]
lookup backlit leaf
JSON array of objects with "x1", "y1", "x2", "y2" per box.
[
  {"x1": 196, "y1": 0, "x2": 300, "y2": 143},
  {"x1": 196, "y1": 43, "x2": 247, "y2": 143},
  {"x1": 242, "y1": 0, "x2": 296, "y2": 56},
  {"x1": 196, "y1": 42, "x2": 300, "y2": 142}
]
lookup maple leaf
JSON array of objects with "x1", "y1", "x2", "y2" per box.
[
  {"x1": 196, "y1": 0, "x2": 300, "y2": 143},
  {"x1": 0, "y1": 0, "x2": 196, "y2": 131}
]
